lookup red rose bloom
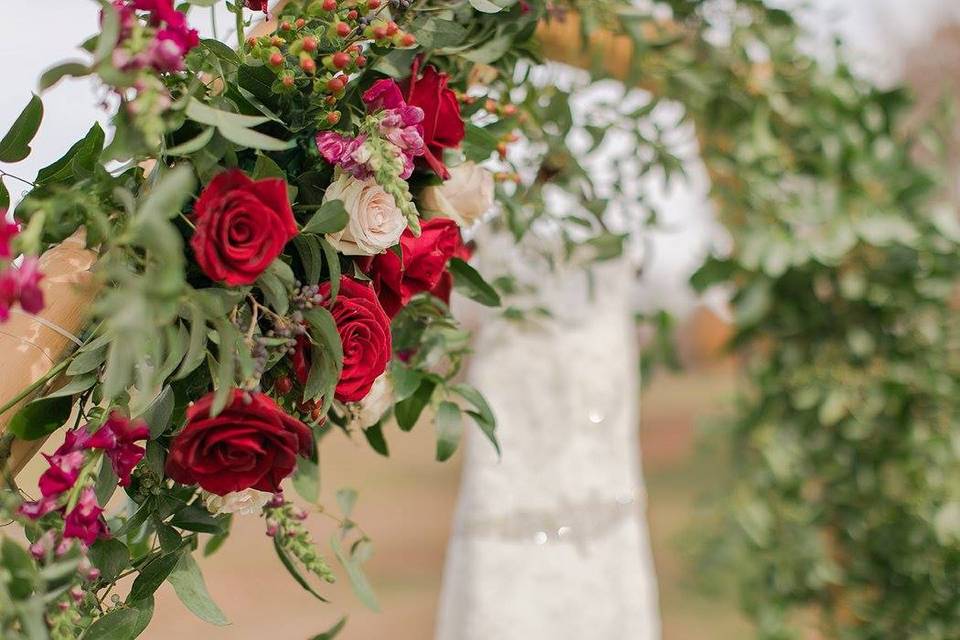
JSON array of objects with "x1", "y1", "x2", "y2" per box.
[
  {"x1": 363, "y1": 218, "x2": 465, "y2": 317},
  {"x1": 165, "y1": 390, "x2": 312, "y2": 496},
  {"x1": 403, "y1": 58, "x2": 465, "y2": 180},
  {"x1": 297, "y1": 276, "x2": 391, "y2": 403},
  {"x1": 190, "y1": 169, "x2": 298, "y2": 286}
]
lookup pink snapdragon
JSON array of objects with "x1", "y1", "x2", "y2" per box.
[
  {"x1": 19, "y1": 413, "x2": 149, "y2": 545},
  {"x1": 315, "y1": 79, "x2": 426, "y2": 180},
  {"x1": 0, "y1": 257, "x2": 45, "y2": 323},
  {"x1": 110, "y1": 0, "x2": 199, "y2": 72},
  {"x1": 0, "y1": 218, "x2": 19, "y2": 259},
  {"x1": 63, "y1": 488, "x2": 109, "y2": 546}
]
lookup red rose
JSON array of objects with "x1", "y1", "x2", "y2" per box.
[
  {"x1": 362, "y1": 218, "x2": 465, "y2": 317},
  {"x1": 190, "y1": 169, "x2": 298, "y2": 286},
  {"x1": 165, "y1": 390, "x2": 312, "y2": 495},
  {"x1": 403, "y1": 59, "x2": 465, "y2": 180},
  {"x1": 294, "y1": 276, "x2": 391, "y2": 403}
]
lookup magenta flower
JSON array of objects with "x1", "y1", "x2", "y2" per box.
[
  {"x1": 98, "y1": 412, "x2": 150, "y2": 487},
  {"x1": 315, "y1": 131, "x2": 353, "y2": 165},
  {"x1": 63, "y1": 488, "x2": 108, "y2": 546},
  {"x1": 15, "y1": 257, "x2": 44, "y2": 314},
  {"x1": 0, "y1": 216, "x2": 19, "y2": 260},
  {"x1": 363, "y1": 79, "x2": 406, "y2": 111}
]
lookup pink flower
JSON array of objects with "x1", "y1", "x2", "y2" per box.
[
  {"x1": 244, "y1": 0, "x2": 269, "y2": 13},
  {"x1": 316, "y1": 131, "x2": 353, "y2": 165},
  {"x1": 18, "y1": 496, "x2": 60, "y2": 520},
  {"x1": 98, "y1": 412, "x2": 149, "y2": 487},
  {"x1": 0, "y1": 216, "x2": 19, "y2": 260},
  {"x1": 63, "y1": 488, "x2": 108, "y2": 546},
  {"x1": 363, "y1": 79, "x2": 407, "y2": 111},
  {"x1": 15, "y1": 257, "x2": 44, "y2": 314},
  {"x1": 38, "y1": 451, "x2": 86, "y2": 498}
]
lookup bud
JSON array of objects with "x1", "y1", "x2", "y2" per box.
[
  {"x1": 296, "y1": 18, "x2": 306, "y2": 28},
  {"x1": 336, "y1": 21, "x2": 351, "y2": 37},
  {"x1": 400, "y1": 33, "x2": 416, "y2": 47},
  {"x1": 326, "y1": 111, "x2": 341, "y2": 125},
  {"x1": 269, "y1": 52, "x2": 284, "y2": 67},
  {"x1": 502, "y1": 103, "x2": 518, "y2": 116},
  {"x1": 368, "y1": 0, "x2": 381, "y2": 8},
  {"x1": 485, "y1": 99, "x2": 498, "y2": 112},
  {"x1": 332, "y1": 51, "x2": 350, "y2": 69},
  {"x1": 355, "y1": 55, "x2": 367, "y2": 67},
  {"x1": 282, "y1": 74, "x2": 295, "y2": 88},
  {"x1": 386, "y1": 21, "x2": 399, "y2": 36},
  {"x1": 280, "y1": 21, "x2": 292, "y2": 31},
  {"x1": 275, "y1": 375, "x2": 293, "y2": 394},
  {"x1": 326, "y1": 76, "x2": 345, "y2": 92},
  {"x1": 270, "y1": 35, "x2": 284, "y2": 47},
  {"x1": 323, "y1": 0, "x2": 337, "y2": 9},
  {"x1": 302, "y1": 36, "x2": 318, "y2": 52},
  {"x1": 347, "y1": 9, "x2": 358, "y2": 20},
  {"x1": 372, "y1": 25, "x2": 387, "y2": 40}
]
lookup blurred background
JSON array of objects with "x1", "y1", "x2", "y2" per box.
[{"x1": 6, "y1": 1, "x2": 960, "y2": 638}]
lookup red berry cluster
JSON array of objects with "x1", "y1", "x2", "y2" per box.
[{"x1": 245, "y1": 0, "x2": 418, "y2": 127}]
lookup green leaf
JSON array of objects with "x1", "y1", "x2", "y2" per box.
[
  {"x1": 256, "y1": 259, "x2": 295, "y2": 315},
  {"x1": 67, "y1": 344, "x2": 108, "y2": 375},
  {"x1": 94, "y1": 455, "x2": 119, "y2": 505},
  {"x1": 128, "y1": 552, "x2": 182, "y2": 602},
  {"x1": 44, "y1": 372, "x2": 98, "y2": 398},
  {"x1": 448, "y1": 258, "x2": 501, "y2": 307},
  {"x1": 303, "y1": 307, "x2": 344, "y2": 410},
  {"x1": 362, "y1": 422, "x2": 389, "y2": 457},
  {"x1": 39, "y1": 61, "x2": 90, "y2": 91},
  {"x1": 156, "y1": 522, "x2": 181, "y2": 553},
  {"x1": 463, "y1": 124, "x2": 500, "y2": 163},
  {"x1": 218, "y1": 122, "x2": 296, "y2": 151},
  {"x1": 394, "y1": 379, "x2": 435, "y2": 431},
  {"x1": 185, "y1": 98, "x2": 270, "y2": 129},
  {"x1": 210, "y1": 319, "x2": 239, "y2": 416},
  {"x1": 0, "y1": 94, "x2": 43, "y2": 163},
  {"x1": 165, "y1": 127, "x2": 216, "y2": 156},
  {"x1": 139, "y1": 164, "x2": 196, "y2": 221},
  {"x1": 169, "y1": 503, "x2": 224, "y2": 534},
  {"x1": 88, "y1": 539, "x2": 130, "y2": 584},
  {"x1": 294, "y1": 235, "x2": 323, "y2": 285},
  {"x1": 175, "y1": 303, "x2": 208, "y2": 380},
  {"x1": 310, "y1": 617, "x2": 348, "y2": 640},
  {"x1": 469, "y1": 0, "x2": 514, "y2": 12},
  {"x1": 389, "y1": 362, "x2": 423, "y2": 402},
  {"x1": 36, "y1": 123, "x2": 104, "y2": 186},
  {"x1": 83, "y1": 598, "x2": 154, "y2": 640},
  {"x1": 336, "y1": 488, "x2": 358, "y2": 518},
  {"x1": 301, "y1": 199, "x2": 348, "y2": 235},
  {"x1": 7, "y1": 395, "x2": 73, "y2": 440},
  {"x1": 318, "y1": 238, "x2": 341, "y2": 300},
  {"x1": 0, "y1": 179, "x2": 8, "y2": 209},
  {"x1": 94, "y1": 0, "x2": 121, "y2": 63},
  {"x1": 139, "y1": 386, "x2": 175, "y2": 439},
  {"x1": 2, "y1": 537, "x2": 38, "y2": 600},
  {"x1": 293, "y1": 456, "x2": 320, "y2": 504},
  {"x1": 272, "y1": 537, "x2": 329, "y2": 602},
  {"x1": 252, "y1": 153, "x2": 286, "y2": 180},
  {"x1": 434, "y1": 401, "x2": 463, "y2": 461},
  {"x1": 331, "y1": 535, "x2": 379, "y2": 612},
  {"x1": 167, "y1": 553, "x2": 229, "y2": 626},
  {"x1": 452, "y1": 383, "x2": 499, "y2": 456}
]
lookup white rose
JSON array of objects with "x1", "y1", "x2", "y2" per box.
[
  {"x1": 204, "y1": 489, "x2": 272, "y2": 516},
  {"x1": 351, "y1": 373, "x2": 393, "y2": 429},
  {"x1": 324, "y1": 173, "x2": 406, "y2": 255},
  {"x1": 420, "y1": 161, "x2": 495, "y2": 227}
]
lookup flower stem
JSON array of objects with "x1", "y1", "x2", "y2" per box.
[{"x1": 234, "y1": 4, "x2": 246, "y2": 51}]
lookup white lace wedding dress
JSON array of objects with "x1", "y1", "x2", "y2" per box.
[{"x1": 435, "y1": 233, "x2": 661, "y2": 640}]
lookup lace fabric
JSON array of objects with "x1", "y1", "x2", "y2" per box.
[{"x1": 435, "y1": 243, "x2": 661, "y2": 640}]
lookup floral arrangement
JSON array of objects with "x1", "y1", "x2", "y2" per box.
[{"x1": 0, "y1": 0, "x2": 551, "y2": 637}]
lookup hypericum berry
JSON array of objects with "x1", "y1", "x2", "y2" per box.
[
  {"x1": 336, "y1": 21, "x2": 351, "y2": 37},
  {"x1": 282, "y1": 74, "x2": 295, "y2": 88},
  {"x1": 275, "y1": 376, "x2": 293, "y2": 394},
  {"x1": 326, "y1": 76, "x2": 345, "y2": 92},
  {"x1": 323, "y1": 0, "x2": 337, "y2": 9},
  {"x1": 271, "y1": 35, "x2": 284, "y2": 47},
  {"x1": 281, "y1": 21, "x2": 292, "y2": 30},
  {"x1": 246, "y1": 36, "x2": 258, "y2": 47},
  {"x1": 497, "y1": 142, "x2": 507, "y2": 158},
  {"x1": 300, "y1": 57, "x2": 317, "y2": 74},
  {"x1": 502, "y1": 103, "x2": 518, "y2": 116},
  {"x1": 386, "y1": 21, "x2": 398, "y2": 36},
  {"x1": 347, "y1": 9, "x2": 358, "y2": 19},
  {"x1": 485, "y1": 99, "x2": 498, "y2": 112},
  {"x1": 303, "y1": 36, "x2": 318, "y2": 52},
  {"x1": 372, "y1": 25, "x2": 387, "y2": 39},
  {"x1": 368, "y1": 0, "x2": 381, "y2": 8},
  {"x1": 295, "y1": 18, "x2": 306, "y2": 28},
  {"x1": 326, "y1": 111, "x2": 341, "y2": 125},
  {"x1": 269, "y1": 52, "x2": 284, "y2": 67},
  {"x1": 325, "y1": 95, "x2": 337, "y2": 106},
  {"x1": 332, "y1": 51, "x2": 350, "y2": 69},
  {"x1": 401, "y1": 33, "x2": 416, "y2": 47},
  {"x1": 355, "y1": 55, "x2": 367, "y2": 67}
]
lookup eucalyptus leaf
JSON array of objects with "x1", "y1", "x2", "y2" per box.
[
  {"x1": 301, "y1": 199, "x2": 348, "y2": 235},
  {"x1": 0, "y1": 94, "x2": 43, "y2": 163},
  {"x1": 167, "y1": 553, "x2": 229, "y2": 626},
  {"x1": 434, "y1": 401, "x2": 464, "y2": 461},
  {"x1": 7, "y1": 395, "x2": 73, "y2": 440}
]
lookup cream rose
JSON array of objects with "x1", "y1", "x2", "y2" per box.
[
  {"x1": 420, "y1": 161, "x2": 495, "y2": 227},
  {"x1": 324, "y1": 173, "x2": 406, "y2": 255},
  {"x1": 204, "y1": 488, "x2": 272, "y2": 516},
  {"x1": 350, "y1": 373, "x2": 393, "y2": 429}
]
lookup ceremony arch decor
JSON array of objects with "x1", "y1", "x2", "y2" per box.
[{"x1": 1, "y1": 1, "x2": 958, "y2": 639}]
